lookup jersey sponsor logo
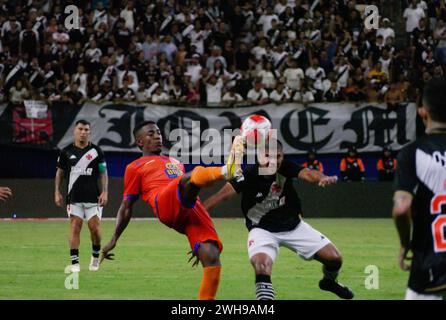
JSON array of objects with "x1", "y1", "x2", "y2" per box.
[
  {"x1": 70, "y1": 166, "x2": 93, "y2": 176},
  {"x1": 164, "y1": 163, "x2": 183, "y2": 179},
  {"x1": 256, "y1": 192, "x2": 263, "y2": 198},
  {"x1": 248, "y1": 240, "x2": 255, "y2": 247},
  {"x1": 68, "y1": 148, "x2": 99, "y2": 193},
  {"x1": 69, "y1": 155, "x2": 77, "y2": 159}
]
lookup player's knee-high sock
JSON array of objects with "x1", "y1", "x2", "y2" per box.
[
  {"x1": 92, "y1": 244, "x2": 100, "y2": 258},
  {"x1": 70, "y1": 249, "x2": 79, "y2": 265},
  {"x1": 255, "y1": 274, "x2": 275, "y2": 300},
  {"x1": 322, "y1": 265, "x2": 340, "y2": 281},
  {"x1": 190, "y1": 166, "x2": 224, "y2": 187},
  {"x1": 198, "y1": 265, "x2": 221, "y2": 300}
]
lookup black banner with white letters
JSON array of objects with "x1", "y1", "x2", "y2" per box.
[{"x1": 0, "y1": 102, "x2": 416, "y2": 155}]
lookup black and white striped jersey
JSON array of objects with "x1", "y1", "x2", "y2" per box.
[
  {"x1": 394, "y1": 131, "x2": 446, "y2": 293},
  {"x1": 57, "y1": 143, "x2": 106, "y2": 204}
]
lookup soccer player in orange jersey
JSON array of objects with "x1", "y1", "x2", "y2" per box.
[{"x1": 101, "y1": 120, "x2": 244, "y2": 300}]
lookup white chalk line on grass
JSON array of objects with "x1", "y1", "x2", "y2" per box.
[{"x1": 0, "y1": 217, "x2": 243, "y2": 221}]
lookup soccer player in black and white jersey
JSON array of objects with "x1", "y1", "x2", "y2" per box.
[
  {"x1": 55, "y1": 120, "x2": 108, "y2": 273},
  {"x1": 393, "y1": 78, "x2": 446, "y2": 300},
  {"x1": 204, "y1": 140, "x2": 354, "y2": 300}
]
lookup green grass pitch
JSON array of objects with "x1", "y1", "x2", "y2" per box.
[{"x1": 0, "y1": 218, "x2": 407, "y2": 300}]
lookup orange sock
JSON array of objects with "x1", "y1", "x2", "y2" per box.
[
  {"x1": 190, "y1": 166, "x2": 224, "y2": 187},
  {"x1": 199, "y1": 265, "x2": 221, "y2": 300}
]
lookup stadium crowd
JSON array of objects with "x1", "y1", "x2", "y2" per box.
[{"x1": 0, "y1": 0, "x2": 442, "y2": 107}]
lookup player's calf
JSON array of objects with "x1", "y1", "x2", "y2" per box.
[
  {"x1": 314, "y1": 244, "x2": 354, "y2": 299},
  {"x1": 196, "y1": 242, "x2": 222, "y2": 300}
]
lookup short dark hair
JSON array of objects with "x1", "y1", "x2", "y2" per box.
[
  {"x1": 75, "y1": 119, "x2": 90, "y2": 127},
  {"x1": 133, "y1": 120, "x2": 157, "y2": 139},
  {"x1": 422, "y1": 77, "x2": 446, "y2": 122}
]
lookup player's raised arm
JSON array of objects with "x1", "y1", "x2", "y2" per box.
[
  {"x1": 203, "y1": 182, "x2": 237, "y2": 212},
  {"x1": 298, "y1": 168, "x2": 338, "y2": 187}
]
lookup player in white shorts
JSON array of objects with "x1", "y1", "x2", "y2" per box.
[
  {"x1": 55, "y1": 120, "x2": 108, "y2": 273},
  {"x1": 205, "y1": 139, "x2": 354, "y2": 300}
]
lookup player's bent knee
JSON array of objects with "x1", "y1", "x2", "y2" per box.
[
  {"x1": 199, "y1": 242, "x2": 221, "y2": 266},
  {"x1": 251, "y1": 254, "x2": 273, "y2": 275}
]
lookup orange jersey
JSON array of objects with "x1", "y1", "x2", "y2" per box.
[{"x1": 123, "y1": 155, "x2": 185, "y2": 210}]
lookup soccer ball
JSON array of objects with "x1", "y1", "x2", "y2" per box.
[{"x1": 240, "y1": 114, "x2": 272, "y2": 147}]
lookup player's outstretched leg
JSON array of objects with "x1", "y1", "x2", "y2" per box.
[
  {"x1": 251, "y1": 253, "x2": 275, "y2": 300},
  {"x1": 69, "y1": 216, "x2": 82, "y2": 272},
  {"x1": 196, "y1": 241, "x2": 222, "y2": 300},
  {"x1": 180, "y1": 135, "x2": 244, "y2": 204},
  {"x1": 313, "y1": 243, "x2": 354, "y2": 299},
  {"x1": 87, "y1": 216, "x2": 101, "y2": 271}
]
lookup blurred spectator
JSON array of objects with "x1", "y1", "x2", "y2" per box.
[
  {"x1": 205, "y1": 74, "x2": 223, "y2": 105},
  {"x1": 302, "y1": 149, "x2": 324, "y2": 173},
  {"x1": 9, "y1": 80, "x2": 29, "y2": 104},
  {"x1": 377, "y1": 147, "x2": 397, "y2": 181},
  {"x1": 151, "y1": 86, "x2": 170, "y2": 104},
  {"x1": 385, "y1": 83, "x2": 404, "y2": 110},
  {"x1": 269, "y1": 81, "x2": 290, "y2": 104},
  {"x1": 247, "y1": 79, "x2": 269, "y2": 105},
  {"x1": 324, "y1": 82, "x2": 341, "y2": 102},
  {"x1": 222, "y1": 87, "x2": 243, "y2": 106},
  {"x1": 340, "y1": 147, "x2": 365, "y2": 182}
]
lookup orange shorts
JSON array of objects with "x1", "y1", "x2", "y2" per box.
[{"x1": 153, "y1": 176, "x2": 223, "y2": 254}]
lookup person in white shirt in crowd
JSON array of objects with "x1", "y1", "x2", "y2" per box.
[
  {"x1": 9, "y1": 80, "x2": 29, "y2": 104},
  {"x1": 120, "y1": 0, "x2": 136, "y2": 32},
  {"x1": 85, "y1": 40, "x2": 102, "y2": 68},
  {"x1": 274, "y1": 0, "x2": 289, "y2": 16},
  {"x1": 283, "y1": 58, "x2": 305, "y2": 92},
  {"x1": 206, "y1": 46, "x2": 227, "y2": 73},
  {"x1": 72, "y1": 65, "x2": 88, "y2": 97},
  {"x1": 258, "y1": 61, "x2": 280, "y2": 91},
  {"x1": 271, "y1": 42, "x2": 289, "y2": 70},
  {"x1": 403, "y1": 0, "x2": 426, "y2": 35},
  {"x1": 305, "y1": 58, "x2": 326, "y2": 82},
  {"x1": 206, "y1": 74, "x2": 224, "y2": 105},
  {"x1": 293, "y1": 82, "x2": 315, "y2": 105},
  {"x1": 92, "y1": 1, "x2": 108, "y2": 30},
  {"x1": 151, "y1": 86, "x2": 170, "y2": 104},
  {"x1": 247, "y1": 79, "x2": 269, "y2": 105},
  {"x1": 269, "y1": 80, "x2": 291, "y2": 104},
  {"x1": 334, "y1": 56, "x2": 351, "y2": 89},
  {"x1": 377, "y1": 18, "x2": 395, "y2": 43},
  {"x1": 186, "y1": 54, "x2": 203, "y2": 85},
  {"x1": 222, "y1": 87, "x2": 243, "y2": 106},
  {"x1": 257, "y1": 6, "x2": 279, "y2": 34},
  {"x1": 251, "y1": 38, "x2": 268, "y2": 62}
]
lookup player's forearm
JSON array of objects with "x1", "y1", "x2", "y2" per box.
[
  {"x1": 393, "y1": 213, "x2": 411, "y2": 248},
  {"x1": 392, "y1": 191, "x2": 413, "y2": 248},
  {"x1": 112, "y1": 202, "x2": 133, "y2": 242},
  {"x1": 203, "y1": 194, "x2": 223, "y2": 212},
  {"x1": 100, "y1": 172, "x2": 109, "y2": 194},
  {"x1": 55, "y1": 169, "x2": 64, "y2": 193},
  {"x1": 299, "y1": 169, "x2": 325, "y2": 183}
]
